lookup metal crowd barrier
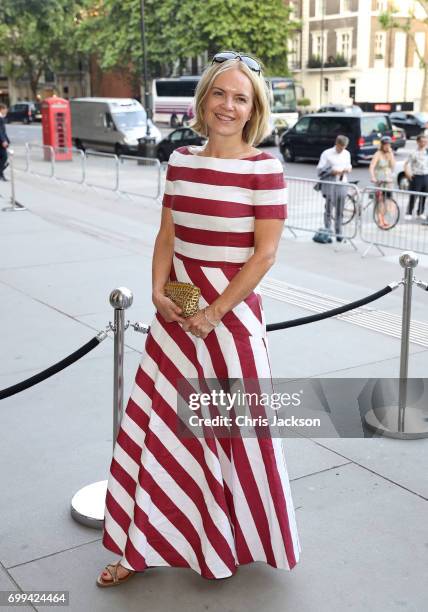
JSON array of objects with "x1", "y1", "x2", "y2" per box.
[
  {"x1": 84, "y1": 150, "x2": 120, "y2": 192},
  {"x1": 286, "y1": 176, "x2": 359, "y2": 244},
  {"x1": 53, "y1": 147, "x2": 85, "y2": 184},
  {"x1": 26, "y1": 143, "x2": 55, "y2": 178},
  {"x1": 19, "y1": 142, "x2": 161, "y2": 201},
  {"x1": 360, "y1": 185, "x2": 428, "y2": 257},
  {"x1": 286, "y1": 175, "x2": 428, "y2": 256},
  {"x1": 117, "y1": 155, "x2": 161, "y2": 200}
]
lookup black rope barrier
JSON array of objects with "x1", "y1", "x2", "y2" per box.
[
  {"x1": 416, "y1": 280, "x2": 428, "y2": 291},
  {"x1": 0, "y1": 334, "x2": 106, "y2": 401},
  {"x1": 266, "y1": 284, "x2": 396, "y2": 332},
  {"x1": 0, "y1": 283, "x2": 400, "y2": 399}
]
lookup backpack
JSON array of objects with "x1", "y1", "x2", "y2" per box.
[{"x1": 312, "y1": 228, "x2": 332, "y2": 244}]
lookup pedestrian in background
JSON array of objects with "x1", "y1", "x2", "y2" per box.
[
  {"x1": 317, "y1": 135, "x2": 352, "y2": 242},
  {"x1": 369, "y1": 135, "x2": 395, "y2": 229},
  {"x1": 404, "y1": 134, "x2": 428, "y2": 220},
  {"x1": 0, "y1": 103, "x2": 10, "y2": 182}
]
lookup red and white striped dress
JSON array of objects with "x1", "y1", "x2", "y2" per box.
[{"x1": 102, "y1": 144, "x2": 302, "y2": 578}]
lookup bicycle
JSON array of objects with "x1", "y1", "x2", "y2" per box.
[
  {"x1": 368, "y1": 181, "x2": 400, "y2": 230},
  {"x1": 332, "y1": 180, "x2": 400, "y2": 230}
]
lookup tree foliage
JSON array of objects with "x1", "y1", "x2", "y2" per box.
[
  {"x1": 379, "y1": 1, "x2": 428, "y2": 110},
  {"x1": 77, "y1": 0, "x2": 300, "y2": 77},
  {"x1": 0, "y1": 0, "x2": 83, "y2": 98}
]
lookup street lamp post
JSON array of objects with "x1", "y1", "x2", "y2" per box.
[{"x1": 139, "y1": 0, "x2": 156, "y2": 157}]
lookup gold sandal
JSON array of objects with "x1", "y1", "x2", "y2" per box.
[{"x1": 96, "y1": 561, "x2": 135, "y2": 588}]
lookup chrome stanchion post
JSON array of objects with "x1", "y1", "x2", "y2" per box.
[
  {"x1": 109, "y1": 287, "x2": 133, "y2": 447},
  {"x1": 70, "y1": 287, "x2": 133, "y2": 528},
  {"x1": 398, "y1": 252, "x2": 417, "y2": 426},
  {"x1": 364, "y1": 251, "x2": 428, "y2": 439},
  {"x1": 2, "y1": 149, "x2": 26, "y2": 212}
]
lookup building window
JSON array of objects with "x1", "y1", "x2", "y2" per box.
[
  {"x1": 314, "y1": 0, "x2": 325, "y2": 17},
  {"x1": 374, "y1": 32, "x2": 386, "y2": 58},
  {"x1": 288, "y1": 33, "x2": 301, "y2": 69},
  {"x1": 376, "y1": 0, "x2": 387, "y2": 11},
  {"x1": 324, "y1": 78, "x2": 329, "y2": 93},
  {"x1": 340, "y1": 0, "x2": 352, "y2": 12},
  {"x1": 311, "y1": 31, "x2": 328, "y2": 60},
  {"x1": 336, "y1": 29, "x2": 353, "y2": 63}
]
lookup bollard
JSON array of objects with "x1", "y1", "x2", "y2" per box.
[
  {"x1": 70, "y1": 287, "x2": 133, "y2": 528},
  {"x1": 1, "y1": 150, "x2": 26, "y2": 212},
  {"x1": 364, "y1": 251, "x2": 428, "y2": 439},
  {"x1": 109, "y1": 287, "x2": 133, "y2": 447}
]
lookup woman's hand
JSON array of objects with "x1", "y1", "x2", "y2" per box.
[
  {"x1": 180, "y1": 308, "x2": 216, "y2": 339},
  {"x1": 152, "y1": 290, "x2": 186, "y2": 324}
]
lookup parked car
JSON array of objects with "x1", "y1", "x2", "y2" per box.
[
  {"x1": 393, "y1": 152, "x2": 428, "y2": 191},
  {"x1": 70, "y1": 97, "x2": 161, "y2": 155},
  {"x1": 391, "y1": 125, "x2": 406, "y2": 151},
  {"x1": 317, "y1": 104, "x2": 363, "y2": 115},
  {"x1": 156, "y1": 127, "x2": 206, "y2": 161},
  {"x1": 389, "y1": 111, "x2": 428, "y2": 139},
  {"x1": 260, "y1": 115, "x2": 279, "y2": 146},
  {"x1": 6, "y1": 101, "x2": 38, "y2": 124},
  {"x1": 279, "y1": 112, "x2": 394, "y2": 165},
  {"x1": 34, "y1": 102, "x2": 42, "y2": 122}
]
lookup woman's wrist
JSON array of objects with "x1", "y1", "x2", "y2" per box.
[
  {"x1": 204, "y1": 304, "x2": 224, "y2": 325},
  {"x1": 152, "y1": 287, "x2": 166, "y2": 301}
]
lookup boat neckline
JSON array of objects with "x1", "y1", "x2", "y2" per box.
[{"x1": 185, "y1": 144, "x2": 265, "y2": 161}]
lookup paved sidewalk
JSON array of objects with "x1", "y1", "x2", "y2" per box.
[{"x1": 0, "y1": 172, "x2": 427, "y2": 612}]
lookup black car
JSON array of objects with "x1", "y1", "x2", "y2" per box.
[
  {"x1": 389, "y1": 111, "x2": 428, "y2": 139},
  {"x1": 317, "y1": 104, "x2": 363, "y2": 115},
  {"x1": 5, "y1": 101, "x2": 38, "y2": 124},
  {"x1": 391, "y1": 125, "x2": 406, "y2": 151},
  {"x1": 279, "y1": 112, "x2": 393, "y2": 165},
  {"x1": 156, "y1": 127, "x2": 206, "y2": 162}
]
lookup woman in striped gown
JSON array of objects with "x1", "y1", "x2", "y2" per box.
[{"x1": 97, "y1": 51, "x2": 301, "y2": 587}]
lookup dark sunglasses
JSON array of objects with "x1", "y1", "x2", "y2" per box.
[{"x1": 211, "y1": 51, "x2": 262, "y2": 74}]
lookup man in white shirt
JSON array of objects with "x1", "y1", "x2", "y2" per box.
[{"x1": 317, "y1": 135, "x2": 352, "y2": 242}]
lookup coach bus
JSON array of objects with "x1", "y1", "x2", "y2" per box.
[{"x1": 152, "y1": 75, "x2": 298, "y2": 129}]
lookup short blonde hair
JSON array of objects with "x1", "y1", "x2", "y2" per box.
[{"x1": 189, "y1": 56, "x2": 271, "y2": 146}]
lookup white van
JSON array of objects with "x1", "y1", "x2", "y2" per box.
[{"x1": 70, "y1": 97, "x2": 162, "y2": 155}]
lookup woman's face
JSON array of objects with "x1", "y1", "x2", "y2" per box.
[{"x1": 203, "y1": 67, "x2": 254, "y2": 139}]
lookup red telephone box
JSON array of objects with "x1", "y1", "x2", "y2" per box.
[{"x1": 41, "y1": 96, "x2": 72, "y2": 161}]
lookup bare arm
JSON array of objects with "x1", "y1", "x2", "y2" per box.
[
  {"x1": 369, "y1": 152, "x2": 379, "y2": 182},
  {"x1": 152, "y1": 207, "x2": 186, "y2": 324},
  {"x1": 181, "y1": 218, "x2": 285, "y2": 337}
]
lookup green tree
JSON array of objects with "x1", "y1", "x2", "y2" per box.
[
  {"x1": 0, "y1": 0, "x2": 83, "y2": 99},
  {"x1": 379, "y1": 2, "x2": 428, "y2": 111},
  {"x1": 77, "y1": 0, "x2": 299, "y2": 79}
]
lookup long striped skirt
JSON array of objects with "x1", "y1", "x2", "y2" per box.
[{"x1": 102, "y1": 254, "x2": 302, "y2": 579}]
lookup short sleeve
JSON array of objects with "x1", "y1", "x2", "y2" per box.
[
  {"x1": 162, "y1": 151, "x2": 177, "y2": 208},
  {"x1": 252, "y1": 157, "x2": 287, "y2": 220}
]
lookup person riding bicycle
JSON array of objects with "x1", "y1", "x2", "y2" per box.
[{"x1": 369, "y1": 136, "x2": 395, "y2": 229}]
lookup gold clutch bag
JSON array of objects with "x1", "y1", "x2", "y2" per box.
[{"x1": 164, "y1": 281, "x2": 201, "y2": 318}]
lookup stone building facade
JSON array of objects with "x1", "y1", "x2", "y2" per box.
[{"x1": 287, "y1": 0, "x2": 428, "y2": 111}]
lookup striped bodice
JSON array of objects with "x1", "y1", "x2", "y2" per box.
[{"x1": 162, "y1": 145, "x2": 287, "y2": 267}]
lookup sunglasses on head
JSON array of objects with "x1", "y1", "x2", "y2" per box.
[{"x1": 211, "y1": 51, "x2": 262, "y2": 74}]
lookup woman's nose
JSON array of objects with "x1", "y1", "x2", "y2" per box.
[{"x1": 221, "y1": 96, "x2": 234, "y2": 110}]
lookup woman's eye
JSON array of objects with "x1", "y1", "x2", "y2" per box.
[{"x1": 213, "y1": 91, "x2": 222, "y2": 96}]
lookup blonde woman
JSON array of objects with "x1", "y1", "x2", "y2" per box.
[
  {"x1": 97, "y1": 51, "x2": 301, "y2": 587},
  {"x1": 369, "y1": 136, "x2": 395, "y2": 228}
]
